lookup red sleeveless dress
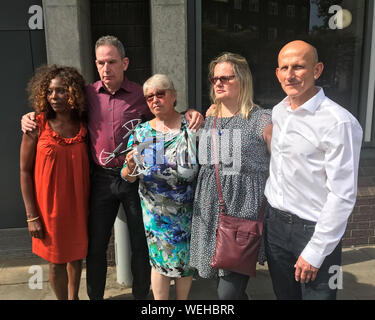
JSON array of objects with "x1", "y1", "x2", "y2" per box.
[{"x1": 32, "y1": 113, "x2": 89, "y2": 264}]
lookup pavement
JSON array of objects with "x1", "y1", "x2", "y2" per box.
[{"x1": 0, "y1": 228, "x2": 374, "y2": 300}]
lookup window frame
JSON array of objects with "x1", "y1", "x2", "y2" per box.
[{"x1": 188, "y1": 0, "x2": 374, "y2": 147}]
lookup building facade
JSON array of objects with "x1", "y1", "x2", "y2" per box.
[{"x1": 2, "y1": 0, "x2": 375, "y2": 246}]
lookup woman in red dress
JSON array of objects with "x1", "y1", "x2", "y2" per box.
[{"x1": 20, "y1": 65, "x2": 89, "y2": 300}]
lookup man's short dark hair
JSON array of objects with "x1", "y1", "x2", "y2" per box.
[{"x1": 95, "y1": 35, "x2": 126, "y2": 59}]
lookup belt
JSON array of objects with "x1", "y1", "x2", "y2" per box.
[
  {"x1": 271, "y1": 207, "x2": 316, "y2": 226},
  {"x1": 94, "y1": 163, "x2": 122, "y2": 175}
]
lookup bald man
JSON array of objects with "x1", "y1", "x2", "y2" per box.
[{"x1": 264, "y1": 40, "x2": 363, "y2": 300}]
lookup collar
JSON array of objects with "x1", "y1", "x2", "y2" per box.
[
  {"x1": 281, "y1": 87, "x2": 326, "y2": 114},
  {"x1": 94, "y1": 77, "x2": 132, "y2": 94}
]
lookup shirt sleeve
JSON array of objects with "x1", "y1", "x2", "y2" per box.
[{"x1": 301, "y1": 120, "x2": 363, "y2": 268}]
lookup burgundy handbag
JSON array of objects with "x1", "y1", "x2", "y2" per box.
[{"x1": 210, "y1": 117, "x2": 265, "y2": 277}]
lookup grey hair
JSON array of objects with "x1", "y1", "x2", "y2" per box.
[
  {"x1": 143, "y1": 74, "x2": 177, "y2": 107},
  {"x1": 143, "y1": 74, "x2": 176, "y2": 95},
  {"x1": 95, "y1": 35, "x2": 126, "y2": 59}
]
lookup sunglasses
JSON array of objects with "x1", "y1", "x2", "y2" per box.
[
  {"x1": 209, "y1": 75, "x2": 236, "y2": 84},
  {"x1": 145, "y1": 90, "x2": 166, "y2": 102}
]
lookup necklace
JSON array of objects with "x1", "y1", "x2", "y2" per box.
[
  {"x1": 217, "y1": 109, "x2": 240, "y2": 136},
  {"x1": 153, "y1": 114, "x2": 181, "y2": 133}
]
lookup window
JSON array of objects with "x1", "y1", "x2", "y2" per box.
[
  {"x1": 248, "y1": 25, "x2": 259, "y2": 39},
  {"x1": 268, "y1": 27, "x2": 278, "y2": 40},
  {"x1": 234, "y1": 0, "x2": 242, "y2": 10},
  {"x1": 223, "y1": 12, "x2": 229, "y2": 28},
  {"x1": 234, "y1": 24, "x2": 243, "y2": 32},
  {"x1": 198, "y1": 0, "x2": 368, "y2": 133},
  {"x1": 268, "y1": 1, "x2": 278, "y2": 16},
  {"x1": 285, "y1": 29, "x2": 295, "y2": 38},
  {"x1": 213, "y1": 8, "x2": 219, "y2": 25},
  {"x1": 249, "y1": 0, "x2": 259, "y2": 12},
  {"x1": 286, "y1": 5, "x2": 295, "y2": 18}
]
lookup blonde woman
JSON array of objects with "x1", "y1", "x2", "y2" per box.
[{"x1": 190, "y1": 52, "x2": 272, "y2": 299}]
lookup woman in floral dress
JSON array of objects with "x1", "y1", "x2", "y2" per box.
[{"x1": 121, "y1": 74, "x2": 199, "y2": 300}]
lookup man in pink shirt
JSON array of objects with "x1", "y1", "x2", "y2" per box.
[{"x1": 22, "y1": 35, "x2": 204, "y2": 300}]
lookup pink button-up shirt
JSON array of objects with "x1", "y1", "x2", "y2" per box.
[{"x1": 85, "y1": 77, "x2": 154, "y2": 168}]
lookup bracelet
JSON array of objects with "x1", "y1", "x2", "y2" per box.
[
  {"x1": 128, "y1": 165, "x2": 140, "y2": 177},
  {"x1": 27, "y1": 216, "x2": 40, "y2": 222},
  {"x1": 121, "y1": 165, "x2": 139, "y2": 182}
]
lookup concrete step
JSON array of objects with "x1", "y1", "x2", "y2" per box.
[{"x1": 0, "y1": 228, "x2": 33, "y2": 258}]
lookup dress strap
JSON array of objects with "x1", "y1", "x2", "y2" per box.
[{"x1": 35, "y1": 113, "x2": 47, "y2": 138}]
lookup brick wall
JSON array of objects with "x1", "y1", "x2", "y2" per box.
[{"x1": 342, "y1": 158, "x2": 375, "y2": 247}]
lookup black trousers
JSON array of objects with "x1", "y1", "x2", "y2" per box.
[
  {"x1": 217, "y1": 272, "x2": 250, "y2": 300},
  {"x1": 86, "y1": 165, "x2": 151, "y2": 300},
  {"x1": 264, "y1": 204, "x2": 341, "y2": 300}
]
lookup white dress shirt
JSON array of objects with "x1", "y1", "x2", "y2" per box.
[{"x1": 264, "y1": 88, "x2": 363, "y2": 268}]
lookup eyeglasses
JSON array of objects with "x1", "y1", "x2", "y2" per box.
[
  {"x1": 209, "y1": 75, "x2": 236, "y2": 84},
  {"x1": 145, "y1": 90, "x2": 166, "y2": 102}
]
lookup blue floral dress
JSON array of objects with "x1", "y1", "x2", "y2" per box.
[{"x1": 125, "y1": 116, "x2": 199, "y2": 277}]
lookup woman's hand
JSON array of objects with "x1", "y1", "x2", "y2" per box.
[
  {"x1": 28, "y1": 218, "x2": 44, "y2": 239},
  {"x1": 121, "y1": 150, "x2": 138, "y2": 183},
  {"x1": 126, "y1": 150, "x2": 137, "y2": 172}
]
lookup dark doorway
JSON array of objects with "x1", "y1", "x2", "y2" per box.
[
  {"x1": 90, "y1": 0, "x2": 151, "y2": 85},
  {"x1": 0, "y1": 0, "x2": 47, "y2": 228}
]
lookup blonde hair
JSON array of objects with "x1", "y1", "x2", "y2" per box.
[{"x1": 208, "y1": 52, "x2": 257, "y2": 119}]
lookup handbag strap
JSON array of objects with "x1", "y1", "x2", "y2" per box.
[
  {"x1": 212, "y1": 117, "x2": 226, "y2": 216},
  {"x1": 212, "y1": 116, "x2": 266, "y2": 222}
]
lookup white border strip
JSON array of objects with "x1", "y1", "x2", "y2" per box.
[{"x1": 365, "y1": 4, "x2": 375, "y2": 142}]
